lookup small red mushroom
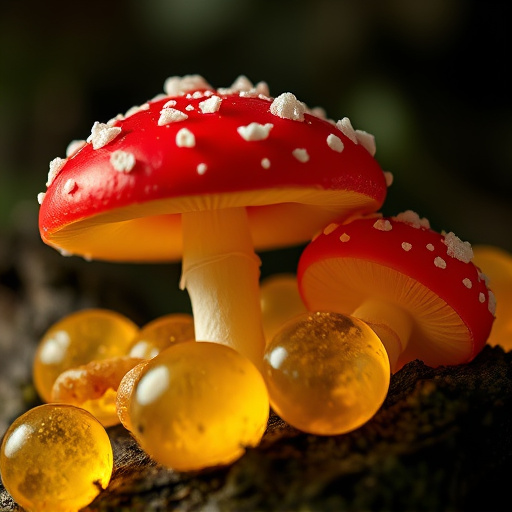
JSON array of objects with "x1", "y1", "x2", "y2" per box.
[
  {"x1": 38, "y1": 75, "x2": 388, "y2": 366},
  {"x1": 298, "y1": 211, "x2": 496, "y2": 371}
]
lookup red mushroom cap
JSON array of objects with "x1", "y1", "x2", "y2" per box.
[
  {"x1": 38, "y1": 76, "x2": 387, "y2": 262},
  {"x1": 298, "y1": 212, "x2": 496, "y2": 368}
]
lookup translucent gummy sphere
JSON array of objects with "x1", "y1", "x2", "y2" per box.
[
  {"x1": 0, "y1": 404, "x2": 113, "y2": 512},
  {"x1": 33, "y1": 308, "x2": 139, "y2": 403},
  {"x1": 263, "y1": 311, "x2": 390, "y2": 435},
  {"x1": 128, "y1": 313, "x2": 195, "y2": 359},
  {"x1": 129, "y1": 342, "x2": 269, "y2": 471},
  {"x1": 260, "y1": 273, "x2": 307, "y2": 343}
]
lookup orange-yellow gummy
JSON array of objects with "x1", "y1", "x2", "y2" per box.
[
  {"x1": 472, "y1": 245, "x2": 512, "y2": 350},
  {"x1": 51, "y1": 356, "x2": 143, "y2": 427},
  {"x1": 262, "y1": 311, "x2": 390, "y2": 435},
  {"x1": 128, "y1": 313, "x2": 195, "y2": 359},
  {"x1": 260, "y1": 273, "x2": 307, "y2": 343},
  {"x1": 0, "y1": 404, "x2": 113, "y2": 512},
  {"x1": 33, "y1": 309, "x2": 139, "y2": 403},
  {"x1": 116, "y1": 359, "x2": 150, "y2": 431},
  {"x1": 128, "y1": 342, "x2": 269, "y2": 471}
]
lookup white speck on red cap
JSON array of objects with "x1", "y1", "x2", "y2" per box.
[
  {"x1": 237, "y1": 122, "x2": 273, "y2": 141},
  {"x1": 176, "y1": 128, "x2": 195, "y2": 148},
  {"x1": 426, "y1": 243, "x2": 435, "y2": 251},
  {"x1": 479, "y1": 292, "x2": 485, "y2": 303},
  {"x1": 326, "y1": 133, "x2": 344, "y2": 153},
  {"x1": 163, "y1": 99, "x2": 177, "y2": 108},
  {"x1": 47, "y1": 157, "x2": 66, "y2": 187},
  {"x1": 63, "y1": 179, "x2": 76, "y2": 194},
  {"x1": 443, "y1": 232, "x2": 473, "y2": 263},
  {"x1": 261, "y1": 158, "x2": 271, "y2": 169},
  {"x1": 402, "y1": 242, "x2": 412, "y2": 251},
  {"x1": 339, "y1": 233, "x2": 350, "y2": 242},
  {"x1": 110, "y1": 150, "x2": 136, "y2": 172},
  {"x1": 163, "y1": 75, "x2": 212, "y2": 96},
  {"x1": 125, "y1": 103, "x2": 150, "y2": 119},
  {"x1": 463, "y1": 278, "x2": 472, "y2": 289},
  {"x1": 37, "y1": 192, "x2": 45, "y2": 205},
  {"x1": 158, "y1": 108, "x2": 188, "y2": 126},
  {"x1": 394, "y1": 210, "x2": 431, "y2": 229},
  {"x1": 488, "y1": 290, "x2": 496, "y2": 315},
  {"x1": 384, "y1": 172, "x2": 394, "y2": 187},
  {"x1": 434, "y1": 256, "x2": 447, "y2": 269},
  {"x1": 373, "y1": 219, "x2": 392, "y2": 231},
  {"x1": 270, "y1": 93, "x2": 306, "y2": 121},
  {"x1": 355, "y1": 130, "x2": 376, "y2": 156},
  {"x1": 292, "y1": 148, "x2": 309, "y2": 162},
  {"x1": 65, "y1": 140, "x2": 86, "y2": 158},
  {"x1": 87, "y1": 122, "x2": 122, "y2": 150},
  {"x1": 197, "y1": 163, "x2": 207, "y2": 175},
  {"x1": 199, "y1": 95, "x2": 222, "y2": 114},
  {"x1": 336, "y1": 117, "x2": 358, "y2": 144}
]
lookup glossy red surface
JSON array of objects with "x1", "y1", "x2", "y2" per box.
[
  {"x1": 39, "y1": 87, "x2": 387, "y2": 259},
  {"x1": 298, "y1": 216, "x2": 495, "y2": 366}
]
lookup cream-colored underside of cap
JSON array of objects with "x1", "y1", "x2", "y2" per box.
[
  {"x1": 301, "y1": 258, "x2": 472, "y2": 368},
  {"x1": 46, "y1": 188, "x2": 380, "y2": 262}
]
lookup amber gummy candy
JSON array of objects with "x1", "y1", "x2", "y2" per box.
[{"x1": 0, "y1": 404, "x2": 113, "y2": 512}]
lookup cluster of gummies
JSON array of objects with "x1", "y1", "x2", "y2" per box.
[{"x1": 0, "y1": 273, "x2": 396, "y2": 511}]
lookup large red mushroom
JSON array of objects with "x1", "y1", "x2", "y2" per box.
[{"x1": 38, "y1": 75, "x2": 388, "y2": 366}]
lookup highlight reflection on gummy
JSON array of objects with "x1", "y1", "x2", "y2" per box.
[{"x1": 263, "y1": 311, "x2": 390, "y2": 436}]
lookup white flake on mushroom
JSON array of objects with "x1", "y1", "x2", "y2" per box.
[
  {"x1": 434, "y1": 256, "x2": 447, "y2": 269},
  {"x1": 384, "y1": 172, "x2": 394, "y2": 187},
  {"x1": 292, "y1": 148, "x2": 309, "y2": 163},
  {"x1": 110, "y1": 150, "x2": 136, "y2": 172},
  {"x1": 479, "y1": 292, "x2": 485, "y2": 303},
  {"x1": 46, "y1": 157, "x2": 66, "y2": 187},
  {"x1": 336, "y1": 117, "x2": 358, "y2": 144},
  {"x1": 237, "y1": 122, "x2": 273, "y2": 141},
  {"x1": 393, "y1": 210, "x2": 430, "y2": 229},
  {"x1": 37, "y1": 192, "x2": 46, "y2": 205},
  {"x1": 327, "y1": 134, "x2": 344, "y2": 153},
  {"x1": 87, "y1": 122, "x2": 122, "y2": 150},
  {"x1": 401, "y1": 242, "x2": 412, "y2": 252},
  {"x1": 261, "y1": 158, "x2": 271, "y2": 169},
  {"x1": 443, "y1": 232, "x2": 473, "y2": 263},
  {"x1": 125, "y1": 103, "x2": 150, "y2": 119},
  {"x1": 199, "y1": 95, "x2": 222, "y2": 114},
  {"x1": 176, "y1": 128, "x2": 196, "y2": 148},
  {"x1": 463, "y1": 278, "x2": 472, "y2": 289},
  {"x1": 355, "y1": 130, "x2": 376, "y2": 156},
  {"x1": 66, "y1": 140, "x2": 86, "y2": 158},
  {"x1": 339, "y1": 233, "x2": 350, "y2": 242},
  {"x1": 163, "y1": 99, "x2": 177, "y2": 108},
  {"x1": 426, "y1": 243, "x2": 435, "y2": 251},
  {"x1": 270, "y1": 93, "x2": 306, "y2": 122},
  {"x1": 488, "y1": 290, "x2": 497, "y2": 315},
  {"x1": 197, "y1": 163, "x2": 207, "y2": 175},
  {"x1": 373, "y1": 219, "x2": 392, "y2": 231},
  {"x1": 158, "y1": 108, "x2": 188, "y2": 126},
  {"x1": 164, "y1": 75, "x2": 212, "y2": 96},
  {"x1": 63, "y1": 179, "x2": 76, "y2": 194}
]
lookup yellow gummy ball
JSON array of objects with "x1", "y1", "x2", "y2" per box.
[
  {"x1": 263, "y1": 311, "x2": 390, "y2": 436},
  {"x1": 0, "y1": 404, "x2": 113, "y2": 512},
  {"x1": 128, "y1": 313, "x2": 195, "y2": 359},
  {"x1": 260, "y1": 273, "x2": 307, "y2": 343},
  {"x1": 472, "y1": 245, "x2": 512, "y2": 350},
  {"x1": 33, "y1": 308, "x2": 139, "y2": 403},
  {"x1": 129, "y1": 342, "x2": 269, "y2": 471}
]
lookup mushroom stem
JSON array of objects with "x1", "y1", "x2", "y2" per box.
[
  {"x1": 352, "y1": 299, "x2": 413, "y2": 372},
  {"x1": 180, "y1": 207, "x2": 265, "y2": 368}
]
